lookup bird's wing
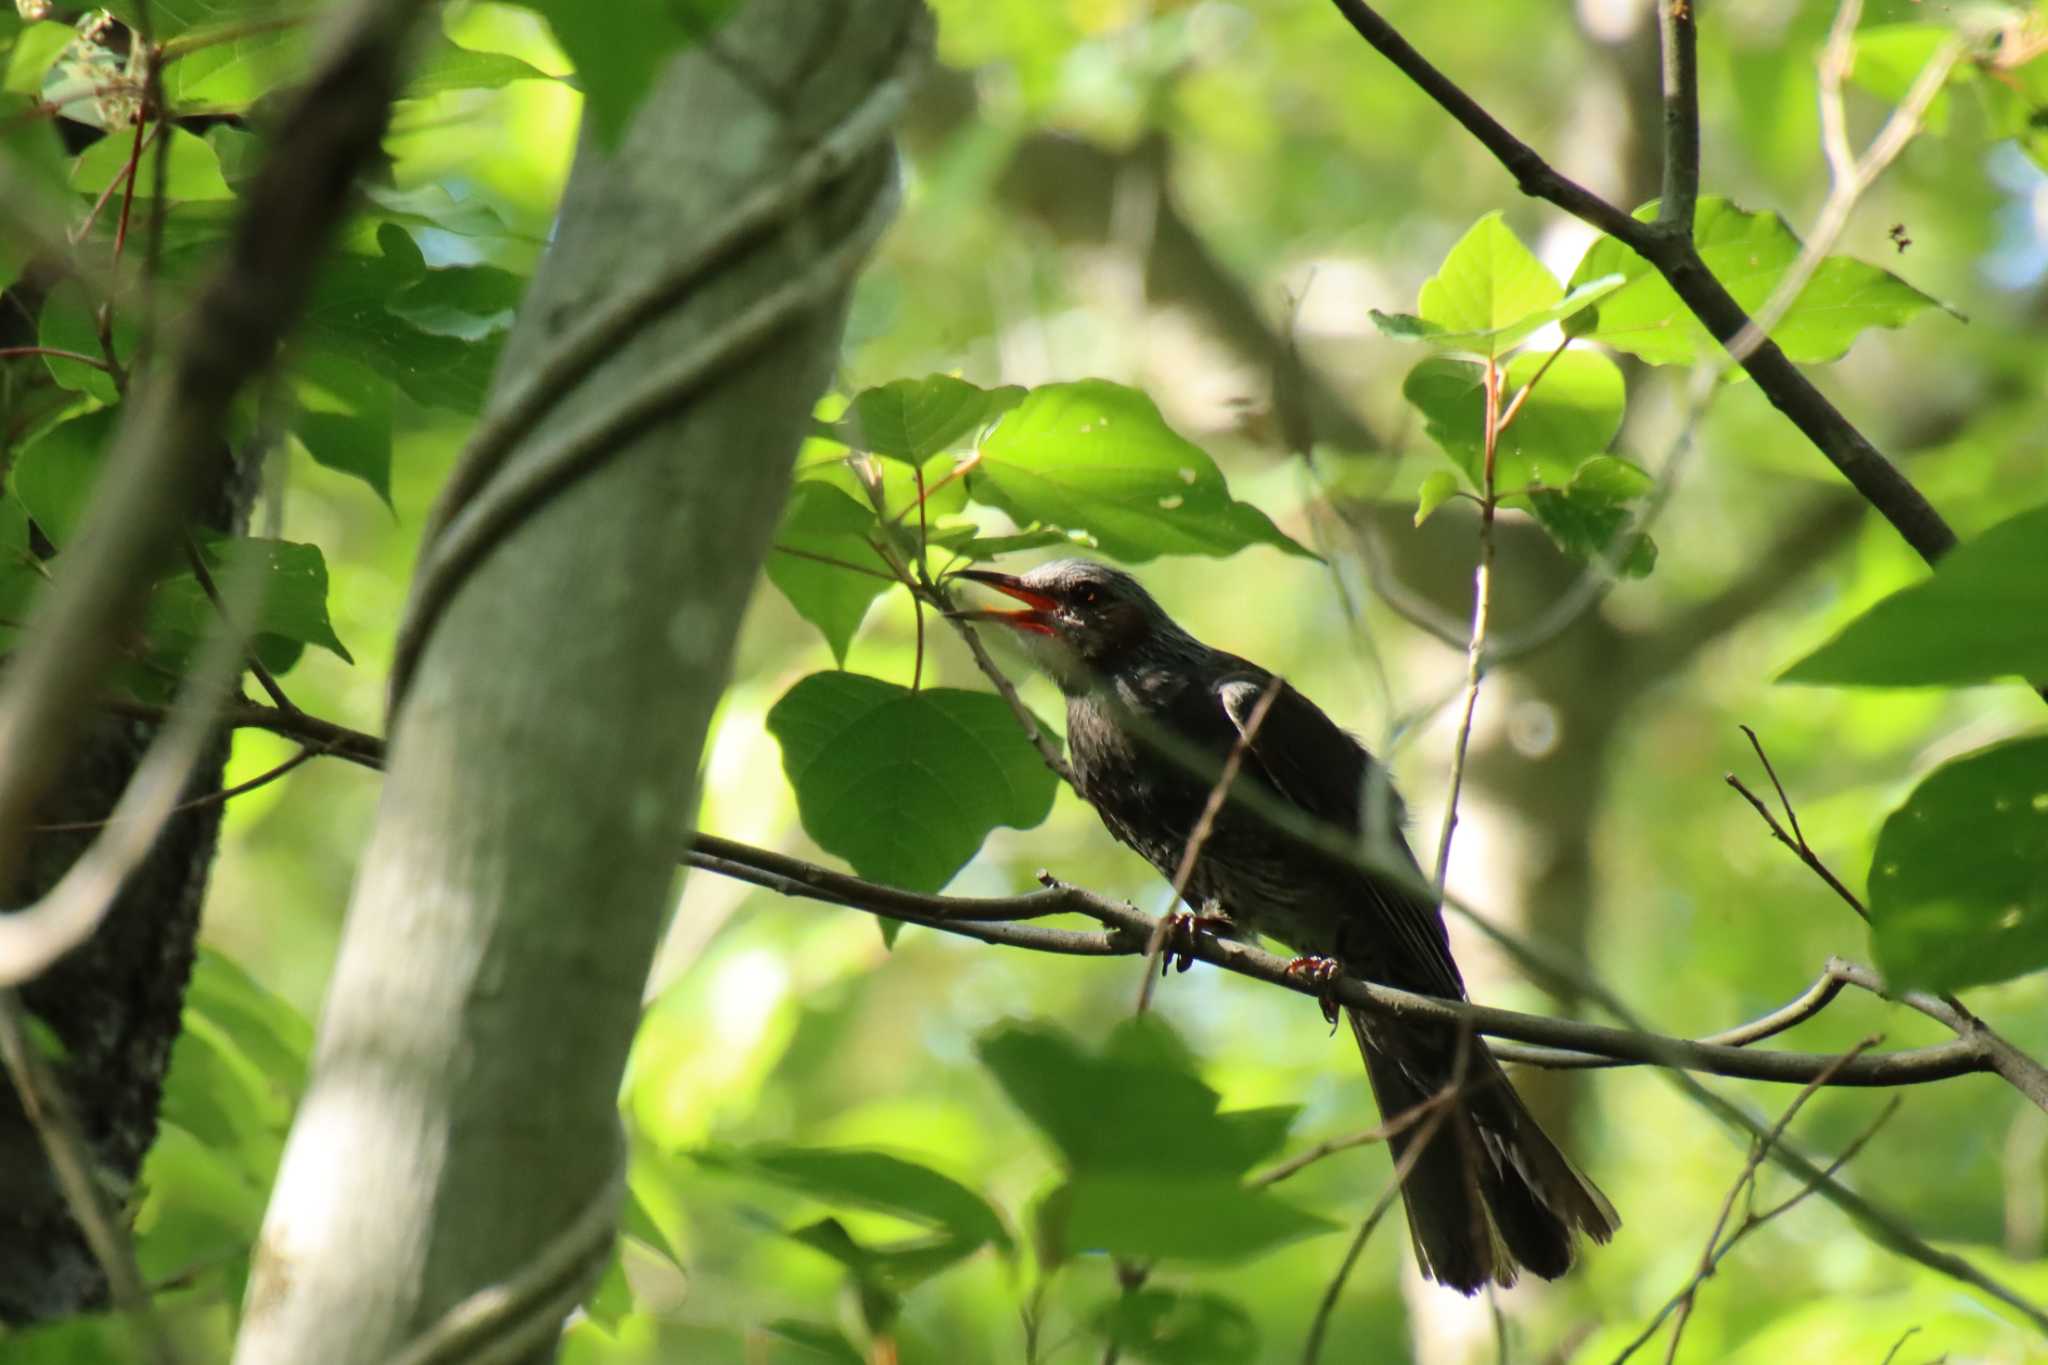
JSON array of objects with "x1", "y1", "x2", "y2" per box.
[{"x1": 1216, "y1": 672, "x2": 1465, "y2": 1000}]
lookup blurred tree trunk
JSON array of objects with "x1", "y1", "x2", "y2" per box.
[
  {"x1": 0, "y1": 432, "x2": 251, "y2": 1323},
  {"x1": 231, "y1": 5, "x2": 921, "y2": 1362}
]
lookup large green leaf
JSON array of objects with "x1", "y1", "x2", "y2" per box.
[
  {"x1": 73, "y1": 125, "x2": 235, "y2": 200},
  {"x1": 293, "y1": 351, "x2": 393, "y2": 507},
  {"x1": 13, "y1": 405, "x2": 119, "y2": 547},
  {"x1": 976, "y1": 1018, "x2": 1299, "y2": 1178},
  {"x1": 1414, "y1": 211, "x2": 1561, "y2": 338},
  {"x1": 1781, "y1": 505, "x2": 2048, "y2": 687},
  {"x1": 785, "y1": 1218, "x2": 979, "y2": 1297},
  {"x1": 766, "y1": 672, "x2": 1060, "y2": 893},
  {"x1": 36, "y1": 280, "x2": 129, "y2": 404},
  {"x1": 1869, "y1": 736, "x2": 2048, "y2": 993},
  {"x1": 146, "y1": 534, "x2": 355, "y2": 670},
  {"x1": 971, "y1": 380, "x2": 1313, "y2": 562},
  {"x1": 1566, "y1": 197, "x2": 1943, "y2": 366},
  {"x1": 503, "y1": 0, "x2": 738, "y2": 146},
  {"x1": 827, "y1": 375, "x2": 1024, "y2": 464},
  {"x1": 696, "y1": 1145, "x2": 1009, "y2": 1252},
  {"x1": 301, "y1": 223, "x2": 503, "y2": 412},
  {"x1": 1047, "y1": 1174, "x2": 1334, "y2": 1264},
  {"x1": 765, "y1": 481, "x2": 894, "y2": 664},
  {"x1": 1400, "y1": 348, "x2": 1625, "y2": 495}
]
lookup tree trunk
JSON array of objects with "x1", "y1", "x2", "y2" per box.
[{"x1": 232, "y1": 5, "x2": 923, "y2": 1361}]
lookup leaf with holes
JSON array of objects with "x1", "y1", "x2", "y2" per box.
[
  {"x1": 1781, "y1": 504, "x2": 2048, "y2": 687},
  {"x1": 767, "y1": 672, "x2": 1059, "y2": 895},
  {"x1": 1869, "y1": 736, "x2": 2048, "y2": 993},
  {"x1": 1566, "y1": 197, "x2": 1945, "y2": 366},
  {"x1": 971, "y1": 381, "x2": 1313, "y2": 562}
]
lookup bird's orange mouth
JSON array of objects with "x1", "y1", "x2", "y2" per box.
[{"x1": 950, "y1": 570, "x2": 1060, "y2": 637}]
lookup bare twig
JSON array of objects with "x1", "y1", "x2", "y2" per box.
[
  {"x1": 1433, "y1": 357, "x2": 1502, "y2": 888},
  {"x1": 0, "y1": 993, "x2": 178, "y2": 1364},
  {"x1": 1136, "y1": 674, "x2": 1282, "y2": 1010},
  {"x1": 1613, "y1": 1039, "x2": 1887, "y2": 1365},
  {"x1": 1657, "y1": 0, "x2": 1700, "y2": 231},
  {"x1": 1302, "y1": 1029, "x2": 1473, "y2": 1364},
  {"x1": 1323, "y1": 0, "x2": 1961, "y2": 566}
]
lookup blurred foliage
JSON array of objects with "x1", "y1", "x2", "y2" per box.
[{"x1": 3, "y1": 0, "x2": 2048, "y2": 1362}]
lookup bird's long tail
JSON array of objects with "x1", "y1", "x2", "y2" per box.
[{"x1": 1349, "y1": 1008, "x2": 1619, "y2": 1294}]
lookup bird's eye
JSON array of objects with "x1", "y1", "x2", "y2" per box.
[{"x1": 1077, "y1": 586, "x2": 1100, "y2": 607}]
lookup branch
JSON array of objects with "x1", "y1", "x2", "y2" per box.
[
  {"x1": 1657, "y1": 0, "x2": 1700, "y2": 231},
  {"x1": 1323, "y1": 0, "x2": 1961, "y2": 567},
  {"x1": 0, "y1": 0, "x2": 431, "y2": 867}
]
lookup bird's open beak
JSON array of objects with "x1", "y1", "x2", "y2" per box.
[{"x1": 949, "y1": 569, "x2": 1059, "y2": 637}]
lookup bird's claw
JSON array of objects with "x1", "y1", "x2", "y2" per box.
[
  {"x1": 1285, "y1": 955, "x2": 1346, "y2": 1030},
  {"x1": 1161, "y1": 911, "x2": 1233, "y2": 975}
]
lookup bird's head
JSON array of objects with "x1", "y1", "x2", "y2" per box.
[{"x1": 951, "y1": 558, "x2": 1182, "y2": 693}]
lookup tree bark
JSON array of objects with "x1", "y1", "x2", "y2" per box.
[{"x1": 232, "y1": 5, "x2": 922, "y2": 1361}]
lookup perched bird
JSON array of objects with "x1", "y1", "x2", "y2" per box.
[{"x1": 955, "y1": 558, "x2": 1617, "y2": 1293}]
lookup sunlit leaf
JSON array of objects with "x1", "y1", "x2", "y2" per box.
[
  {"x1": 1412, "y1": 211, "x2": 1562, "y2": 346},
  {"x1": 766, "y1": 672, "x2": 1060, "y2": 894},
  {"x1": 1781, "y1": 504, "x2": 2048, "y2": 686},
  {"x1": 73, "y1": 125, "x2": 235, "y2": 200},
  {"x1": 971, "y1": 380, "x2": 1314, "y2": 562},
  {"x1": 1566, "y1": 197, "x2": 1943, "y2": 366},
  {"x1": 1400, "y1": 348, "x2": 1624, "y2": 495},
  {"x1": 1372, "y1": 273, "x2": 1624, "y2": 357},
  {"x1": 827, "y1": 375, "x2": 1024, "y2": 463},
  {"x1": 766, "y1": 482, "x2": 894, "y2": 664},
  {"x1": 1869, "y1": 736, "x2": 2048, "y2": 993},
  {"x1": 503, "y1": 0, "x2": 739, "y2": 146},
  {"x1": 1525, "y1": 456, "x2": 1657, "y2": 578},
  {"x1": 1048, "y1": 1174, "x2": 1334, "y2": 1264}
]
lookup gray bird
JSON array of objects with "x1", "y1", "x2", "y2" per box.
[{"x1": 956, "y1": 558, "x2": 1617, "y2": 1293}]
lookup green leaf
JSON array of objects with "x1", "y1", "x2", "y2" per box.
[
  {"x1": 765, "y1": 482, "x2": 893, "y2": 664},
  {"x1": 696, "y1": 1145, "x2": 1009, "y2": 1253},
  {"x1": 293, "y1": 352, "x2": 393, "y2": 506},
  {"x1": 1049, "y1": 1174, "x2": 1334, "y2": 1264},
  {"x1": 504, "y1": 0, "x2": 739, "y2": 146},
  {"x1": 1525, "y1": 456, "x2": 1658, "y2": 578},
  {"x1": 1414, "y1": 470, "x2": 1462, "y2": 527},
  {"x1": 405, "y1": 31, "x2": 557, "y2": 98},
  {"x1": 1090, "y1": 1289, "x2": 1259, "y2": 1365},
  {"x1": 1851, "y1": 25, "x2": 1967, "y2": 134},
  {"x1": 971, "y1": 380, "x2": 1314, "y2": 562},
  {"x1": 1781, "y1": 505, "x2": 2048, "y2": 687},
  {"x1": 302, "y1": 224, "x2": 502, "y2": 412},
  {"x1": 786, "y1": 1218, "x2": 979, "y2": 1294},
  {"x1": 1415, "y1": 212, "x2": 1562, "y2": 336},
  {"x1": 1400, "y1": 349, "x2": 1625, "y2": 495},
  {"x1": 13, "y1": 405, "x2": 118, "y2": 547},
  {"x1": 156, "y1": 19, "x2": 306, "y2": 113},
  {"x1": 976, "y1": 1018, "x2": 1299, "y2": 1178},
  {"x1": 1371, "y1": 273, "x2": 1624, "y2": 358},
  {"x1": 146, "y1": 535, "x2": 354, "y2": 668},
  {"x1": 36, "y1": 280, "x2": 128, "y2": 404},
  {"x1": 1566, "y1": 197, "x2": 1943, "y2": 366},
  {"x1": 73, "y1": 125, "x2": 235, "y2": 200},
  {"x1": 766, "y1": 672, "x2": 1060, "y2": 894},
  {"x1": 387, "y1": 260, "x2": 526, "y2": 340},
  {"x1": 828, "y1": 376, "x2": 1025, "y2": 463},
  {"x1": 1869, "y1": 736, "x2": 2048, "y2": 993},
  {"x1": 4, "y1": 20, "x2": 72, "y2": 96}
]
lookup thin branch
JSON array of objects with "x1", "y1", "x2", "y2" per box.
[
  {"x1": 0, "y1": 993, "x2": 179, "y2": 1365},
  {"x1": 1433, "y1": 358, "x2": 1502, "y2": 888},
  {"x1": 0, "y1": 346, "x2": 115, "y2": 371},
  {"x1": 1657, "y1": 0, "x2": 1700, "y2": 231},
  {"x1": 1323, "y1": 0, "x2": 1961, "y2": 567},
  {"x1": 1136, "y1": 675, "x2": 1281, "y2": 1010},
  {"x1": 1302, "y1": 1030, "x2": 1472, "y2": 1365},
  {"x1": 34, "y1": 744, "x2": 315, "y2": 833},
  {"x1": 1613, "y1": 1039, "x2": 1886, "y2": 1365}
]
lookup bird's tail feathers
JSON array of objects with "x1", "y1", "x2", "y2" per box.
[{"x1": 1349, "y1": 1008, "x2": 1618, "y2": 1295}]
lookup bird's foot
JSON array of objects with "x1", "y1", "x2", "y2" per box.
[
  {"x1": 1161, "y1": 911, "x2": 1235, "y2": 975},
  {"x1": 1285, "y1": 955, "x2": 1346, "y2": 1030}
]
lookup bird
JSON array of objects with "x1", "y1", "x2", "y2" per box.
[{"x1": 953, "y1": 558, "x2": 1617, "y2": 1293}]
